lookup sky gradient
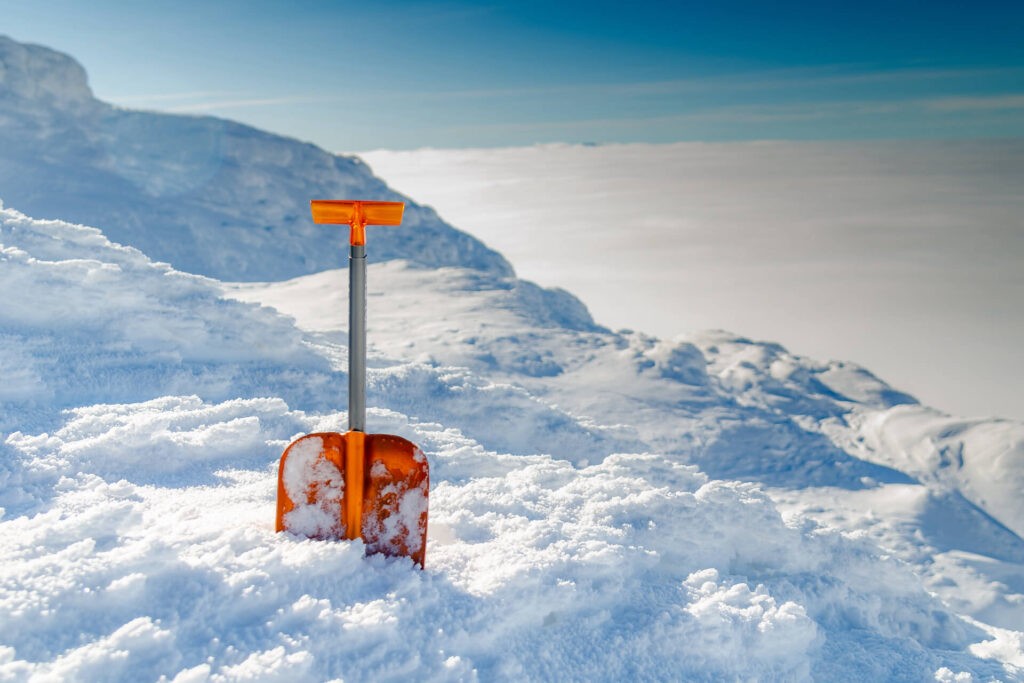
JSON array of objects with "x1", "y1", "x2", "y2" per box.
[{"x1": 2, "y1": 0, "x2": 1023, "y2": 149}]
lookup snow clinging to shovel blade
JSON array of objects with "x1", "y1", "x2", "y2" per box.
[
  {"x1": 282, "y1": 436, "x2": 345, "y2": 538},
  {"x1": 363, "y1": 457, "x2": 429, "y2": 558}
]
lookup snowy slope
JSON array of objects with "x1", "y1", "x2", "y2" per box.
[
  {"x1": 2, "y1": 205, "x2": 1022, "y2": 682},
  {"x1": 0, "y1": 204, "x2": 336, "y2": 429},
  {"x1": 0, "y1": 35, "x2": 510, "y2": 281}
]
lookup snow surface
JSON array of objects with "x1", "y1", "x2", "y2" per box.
[
  {"x1": 0, "y1": 205, "x2": 1020, "y2": 680},
  {"x1": 1, "y1": 34, "x2": 1023, "y2": 682}
]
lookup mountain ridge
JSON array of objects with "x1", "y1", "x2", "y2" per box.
[{"x1": 0, "y1": 34, "x2": 515, "y2": 283}]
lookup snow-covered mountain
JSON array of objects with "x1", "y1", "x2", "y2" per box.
[
  {"x1": 0, "y1": 35, "x2": 510, "y2": 281},
  {"x1": 1, "y1": 35, "x2": 1023, "y2": 681}
]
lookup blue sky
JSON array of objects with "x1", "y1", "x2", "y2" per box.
[{"x1": 2, "y1": 0, "x2": 1023, "y2": 149}]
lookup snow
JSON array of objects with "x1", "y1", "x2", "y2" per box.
[
  {"x1": 2, "y1": 392, "x2": 1013, "y2": 681},
  {"x1": 0, "y1": 35, "x2": 97, "y2": 111},
  {"x1": 362, "y1": 452, "x2": 428, "y2": 558},
  {"x1": 0, "y1": 204, "x2": 334, "y2": 437},
  {"x1": 281, "y1": 436, "x2": 345, "y2": 539},
  {"x1": 845, "y1": 406, "x2": 1024, "y2": 539},
  {"x1": 1, "y1": 34, "x2": 1023, "y2": 682},
  {"x1": 1, "y1": 207, "x2": 1020, "y2": 681}
]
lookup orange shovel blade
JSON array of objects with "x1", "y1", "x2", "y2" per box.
[{"x1": 276, "y1": 431, "x2": 429, "y2": 567}]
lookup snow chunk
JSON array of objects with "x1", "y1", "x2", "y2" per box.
[
  {"x1": 682, "y1": 568, "x2": 820, "y2": 679},
  {"x1": 212, "y1": 646, "x2": 313, "y2": 682}
]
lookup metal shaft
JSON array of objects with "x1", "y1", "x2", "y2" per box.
[{"x1": 348, "y1": 243, "x2": 366, "y2": 432}]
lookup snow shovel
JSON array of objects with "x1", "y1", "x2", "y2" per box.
[{"x1": 275, "y1": 199, "x2": 428, "y2": 567}]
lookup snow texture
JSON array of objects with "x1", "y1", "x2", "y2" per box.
[
  {"x1": 0, "y1": 34, "x2": 1022, "y2": 682},
  {"x1": 0, "y1": 204, "x2": 334, "y2": 437}
]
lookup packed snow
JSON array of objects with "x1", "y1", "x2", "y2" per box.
[{"x1": 1, "y1": 34, "x2": 1023, "y2": 682}]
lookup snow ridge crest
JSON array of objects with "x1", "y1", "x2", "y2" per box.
[{"x1": 0, "y1": 35, "x2": 95, "y2": 109}]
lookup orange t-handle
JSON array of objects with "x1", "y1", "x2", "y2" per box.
[{"x1": 310, "y1": 200, "x2": 405, "y2": 245}]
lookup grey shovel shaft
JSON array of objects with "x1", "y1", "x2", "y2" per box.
[{"x1": 349, "y1": 244, "x2": 366, "y2": 432}]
